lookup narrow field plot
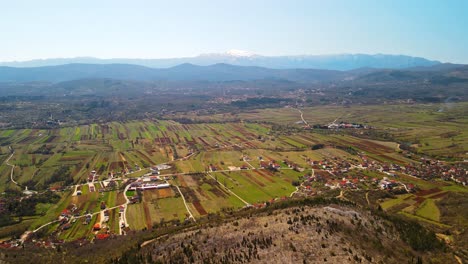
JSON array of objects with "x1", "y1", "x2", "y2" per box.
[
  {"x1": 197, "y1": 181, "x2": 246, "y2": 212},
  {"x1": 107, "y1": 208, "x2": 120, "y2": 234},
  {"x1": 148, "y1": 197, "x2": 188, "y2": 223},
  {"x1": 104, "y1": 190, "x2": 118, "y2": 208},
  {"x1": 213, "y1": 170, "x2": 297, "y2": 204},
  {"x1": 60, "y1": 217, "x2": 94, "y2": 241},
  {"x1": 399, "y1": 211, "x2": 450, "y2": 228},
  {"x1": 127, "y1": 203, "x2": 148, "y2": 231}
]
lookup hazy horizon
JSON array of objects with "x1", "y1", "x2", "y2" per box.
[
  {"x1": 0, "y1": 51, "x2": 445, "y2": 64},
  {"x1": 1, "y1": 0, "x2": 468, "y2": 63}
]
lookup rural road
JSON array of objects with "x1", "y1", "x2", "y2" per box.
[
  {"x1": 175, "y1": 185, "x2": 196, "y2": 222},
  {"x1": 297, "y1": 109, "x2": 309, "y2": 126},
  {"x1": 4, "y1": 151, "x2": 19, "y2": 186},
  {"x1": 336, "y1": 190, "x2": 347, "y2": 200},
  {"x1": 243, "y1": 157, "x2": 256, "y2": 169},
  {"x1": 19, "y1": 135, "x2": 319, "y2": 242},
  {"x1": 72, "y1": 185, "x2": 79, "y2": 196},
  {"x1": 290, "y1": 168, "x2": 314, "y2": 197},
  {"x1": 289, "y1": 186, "x2": 299, "y2": 197},
  {"x1": 120, "y1": 183, "x2": 132, "y2": 234},
  {"x1": 22, "y1": 186, "x2": 134, "y2": 241},
  {"x1": 365, "y1": 191, "x2": 370, "y2": 206},
  {"x1": 207, "y1": 172, "x2": 250, "y2": 206}
]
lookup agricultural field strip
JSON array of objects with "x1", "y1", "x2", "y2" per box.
[
  {"x1": 31, "y1": 190, "x2": 130, "y2": 235},
  {"x1": 206, "y1": 172, "x2": 250, "y2": 206},
  {"x1": 4, "y1": 115, "x2": 465, "y2": 242},
  {"x1": 174, "y1": 185, "x2": 196, "y2": 221}
]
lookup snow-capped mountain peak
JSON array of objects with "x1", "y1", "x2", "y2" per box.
[{"x1": 225, "y1": 49, "x2": 255, "y2": 57}]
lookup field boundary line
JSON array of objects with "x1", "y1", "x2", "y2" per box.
[
  {"x1": 175, "y1": 185, "x2": 196, "y2": 222},
  {"x1": 206, "y1": 173, "x2": 250, "y2": 206}
]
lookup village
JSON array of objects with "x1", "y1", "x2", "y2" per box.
[
  {"x1": 1, "y1": 144, "x2": 466, "y2": 251},
  {"x1": 0, "y1": 163, "x2": 176, "y2": 249},
  {"x1": 290, "y1": 152, "x2": 467, "y2": 198}
]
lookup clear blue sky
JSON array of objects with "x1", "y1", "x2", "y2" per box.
[{"x1": 1, "y1": 0, "x2": 467, "y2": 63}]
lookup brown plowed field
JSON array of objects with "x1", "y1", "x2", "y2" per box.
[
  {"x1": 143, "y1": 202, "x2": 152, "y2": 229},
  {"x1": 192, "y1": 201, "x2": 207, "y2": 215},
  {"x1": 157, "y1": 188, "x2": 174, "y2": 198},
  {"x1": 416, "y1": 188, "x2": 441, "y2": 196}
]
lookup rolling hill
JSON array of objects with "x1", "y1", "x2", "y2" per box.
[{"x1": 0, "y1": 63, "x2": 347, "y2": 83}]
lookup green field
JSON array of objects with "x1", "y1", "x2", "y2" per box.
[
  {"x1": 0, "y1": 102, "x2": 466, "y2": 244},
  {"x1": 416, "y1": 199, "x2": 440, "y2": 222}
]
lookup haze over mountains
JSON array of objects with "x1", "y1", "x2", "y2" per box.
[
  {"x1": 1, "y1": 51, "x2": 467, "y2": 89},
  {"x1": 0, "y1": 62, "x2": 466, "y2": 85},
  {"x1": 0, "y1": 51, "x2": 440, "y2": 70}
]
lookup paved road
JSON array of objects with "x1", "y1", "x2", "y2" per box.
[{"x1": 120, "y1": 183, "x2": 131, "y2": 234}]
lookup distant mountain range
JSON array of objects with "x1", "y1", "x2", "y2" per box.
[
  {"x1": 0, "y1": 52, "x2": 441, "y2": 70},
  {"x1": 0, "y1": 63, "x2": 348, "y2": 83},
  {"x1": 0, "y1": 62, "x2": 466, "y2": 84}
]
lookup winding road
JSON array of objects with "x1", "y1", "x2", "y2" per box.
[
  {"x1": 297, "y1": 109, "x2": 309, "y2": 126},
  {"x1": 120, "y1": 183, "x2": 131, "y2": 234},
  {"x1": 4, "y1": 151, "x2": 19, "y2": 186}
]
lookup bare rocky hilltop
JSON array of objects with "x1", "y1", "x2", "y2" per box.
[{"x1": 125, "y1": 201, "x2": 449, "y2": 264}]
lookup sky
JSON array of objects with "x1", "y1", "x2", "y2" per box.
[{"x1": 1, "y1": 0, "x2": 467, "y2": 63}]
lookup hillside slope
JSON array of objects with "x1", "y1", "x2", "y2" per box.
[
  {"x1": 123, "y1": 202, "x2": 450, "y2": 264},
  {"x1": 0, "y1": 199, "x2": 454, "y2": 264}
]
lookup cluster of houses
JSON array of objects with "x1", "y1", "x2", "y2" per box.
[
  {"x1": 57, "y1": 205, "x2": 80, "y2": 230},
  {"x1": 313, "y1": 122, "x2": 370, "y2": 129},
  {"x1": 298, "y1": 150, "x2": 468, "y2": 196},
  {"x1": 358, "y1": 155, "x2": 467, "y2": 186},
  {"x1": 83, "y1": 214, "x2": 93, "y2": 225},
  {"x1": 296, "y1": 155, "x2": 416, "y2": 195},
  {"x1": 309, "y1": 158, "x2": 353, "y2": 174},
  {"x1": 249, "y1": 196, "x2": 289, "y2": 209},
  {"x1": 98, "y1": 179, "x2": 118, "y2": 192},
  {"x1": 402, "y1": 158, "x2": 467, "y2": 185},
  {"x1": 128, "y1": 182, "x2": 170, "y2": 191},
  {"x1": 127, "y1": 175, "x2": 171, "y2": 191},
  {"x1": 87, "y1": 170, "x2": 98, "y2": 182},
  {"x1": 282, "y1": 159, "x2": 306, "y2": 172},
  {"x1": 0, "y1": 238, "x2": 59, "y2": 249},
  {"x1": 259, "y1": 160, "x2": 281, "y2": 171},
  {"x1": 259, "y1": 158, "x2": 303, "y2": 172},
  {"x1": 209, "y1": 164, "x2": 220, "y2": 172},
  {"x1": 0, "y1": 240, "x2": 20, "y2": 249}
]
